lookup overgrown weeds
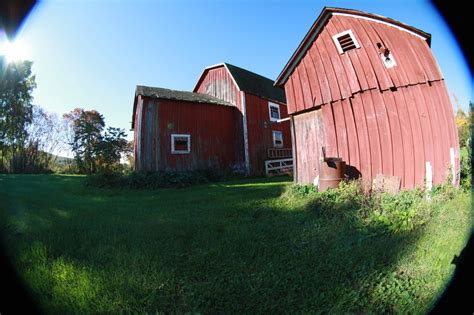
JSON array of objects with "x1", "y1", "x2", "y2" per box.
[{"x1": 282, "y1": 179, "x2": 461, "y2": 235}]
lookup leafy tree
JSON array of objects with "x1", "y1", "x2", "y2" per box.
[
  {"x1": 0, "y1": 58, "x2": 36, "y2": 172},
  {"x1": 64, "y1": 108, "x2": 105, "y2": 173},
  {"x1": 124, "y1": 140, "x2": 134, "y2": 169},
  {"x1": 455, "y1": 106, "x2": 470, "y2": 148},
  {"x1": 457, "y1": 103, "x2": 472, "y2": 189},
  {"x1": 96, "y1": 127, "x2": 129, "y2": 172},
  {"x1": 64, "y1": 108, "x2": 129, "y2": 173}
]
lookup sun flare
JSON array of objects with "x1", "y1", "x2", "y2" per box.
[{"x1": 0, "y1": 40, "x2": 28, "y2": 62}]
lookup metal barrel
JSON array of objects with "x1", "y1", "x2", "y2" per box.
[{"x1": 318, "y1": 157, "x2": 346, "y2": 192}]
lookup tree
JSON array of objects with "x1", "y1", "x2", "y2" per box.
[
  {"x1": 64, "y1": 108, "x2": 105, "y2": 173},
  {"x1": 64, "y1": 108, "x2": 129, "y2": 173},
  {"x1": 0, "y1": 58, "x2": 36, "y2": 172},
  {"x1": 455, "y1": 106, "x2": 470, "y2": 148},
  {"x1": 96, "y1": 127, "x2": 129, "y2": 172},
  {"x1": 24, "y1": 105, "x2": 68, "y2": 172},
  {"x1": 124, "y1": 140, "x2": 134, "y2": 170},
  {"x1": 456, "y1": 103, "x2": 472, "y2": 189}
]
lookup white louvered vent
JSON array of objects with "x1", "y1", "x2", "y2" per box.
[{"x1": 332, "y1": 30, "x2": 360, "y2": 54}]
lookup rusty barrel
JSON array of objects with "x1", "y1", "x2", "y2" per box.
[{"x1": 319, "y1": 157, "x2": 346, "y2": 192}]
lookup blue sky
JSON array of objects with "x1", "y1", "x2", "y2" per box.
[{"x1": 2, "y1": 0, "x2": 472, "y2": 142}]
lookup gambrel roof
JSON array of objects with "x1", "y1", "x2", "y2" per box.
[
  {"x1": 275, "y1": 7, "x2": 431, "y2": 87},
  {"x1": 194, "y1": 63, "x2": 286, "y2": 104}
]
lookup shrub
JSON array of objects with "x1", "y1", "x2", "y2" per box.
[
  {"x1": 459, "y1": 138, "x2": 471, "y2": 191},
  {"x1": 365, "y1": 189, "x2": 425, "y2": 233},
  {"x1": 84, "y1": 172, "x2": 124, "y2": 188},
  {"x1": 84, "y1": 168, "x2": 238, "y2": 189},
  {"x1": 288, "y1": 184, "x2": 318, "y2": 197}
]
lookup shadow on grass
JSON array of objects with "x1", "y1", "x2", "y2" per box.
[{"x1": 0, "y1": 174, "x2": 460, "y2": 313}]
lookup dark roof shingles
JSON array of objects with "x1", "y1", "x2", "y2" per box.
[
  {"x1": 224, "y1": 63, "x2": 286, "y2": 104},
  {"x1": 136, "y1": 85, "x2": 233, "y2": 106}
]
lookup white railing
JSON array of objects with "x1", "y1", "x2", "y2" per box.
[
  {"x1": 267, "y1": 148, "x2": 292, "y2": 159},
  {"x1": 265, "y1": 158, "x2": 293, "y2": 176}
]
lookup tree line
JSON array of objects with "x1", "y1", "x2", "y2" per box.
[{"x1": 0, "y1": 58, "x2": 131, "y2": 174}]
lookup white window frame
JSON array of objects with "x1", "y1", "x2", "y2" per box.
[
  {"x1": 332, "y1": 29, "x2": 360, "y2": 54},
  {"x1": 268, "y1": 102, "x2": 281, "y2": 122},
  {"x1": 171, "y1": 134, "x2": 191, "y2": 154},
  {"x1": 272, "y1": 131, "x2": 283, "y2": 148}
]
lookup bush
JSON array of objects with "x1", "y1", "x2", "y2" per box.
[
  {"x1": 459, "y1": 138, "x2": 471, "y2": 191},
  {"x1": 365, "y1": 189, "x2": 425, "y2": 233},
  {"x1": 53, "y1": 162, "x2": 80, "y2": 174},
  {"x1": 84, "y1": 172, "x2": 125, "y2": 188},
  {"x1": 84, "y1": 168, "x2": 237, "y2": 189},
  {"x1": 288, "y1": 184, "x2": 318, "y2": 197}
]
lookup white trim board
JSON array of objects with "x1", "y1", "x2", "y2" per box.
[
  {"x1": 332, "y1": 29, "x2": 360, "y2": 54},
  {"x1": 268, "y1": 102, "x2": 281, "y2": 122},
  {"x1": 171, "y1": 134, "x2": 191, "y2": 154},
  {"x1": 332, "y1": 12, "x2": 428, "y2": 40}
]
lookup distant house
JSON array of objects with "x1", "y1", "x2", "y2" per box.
[
  {"x1": 132, "y1": 63, "x2": 291, "y2": 175},
  {"x1": 275, "y1": 7, "x2": 459, "y2": 189}
]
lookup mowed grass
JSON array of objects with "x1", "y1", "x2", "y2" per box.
[{"x1": 0, "y1": 174, "x2": 471, "y2": 313}]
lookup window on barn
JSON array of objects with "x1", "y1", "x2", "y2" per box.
[
  {"x1": 332, "y1": 30, "x2": 360, "y2": 54},
  {"x1": 171, "y1": 134, "x2": 191, "y2": 154},
  {"x1": 268, "y1": 102, "x2": 281, "y2": 122},
  {"x1": 272, "y1": 131, "x2": 283, "y2": 148}
]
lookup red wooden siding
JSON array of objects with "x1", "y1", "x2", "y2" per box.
[
  {"x1": 135, "y1": 97, "x2": 244, "y2": 172},
  {"x1": 285, "y1": 14, "x2": 444, "y2": 114},
  {"x1": 292, "y1": 83, "x2": 458, "y2": 188},
  {"x1": 284, "y1": 13, "x2": 459, "y2": 188},
  {"x1": 245, "y1": 94, "x2": 291, "y2": 175},
  {"x1": 194, "y1": 66, "x2": 242, "y2": 110}
]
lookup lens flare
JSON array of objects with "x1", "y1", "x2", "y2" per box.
[{"x1": 0, "y1": 40, "x2": 28, "y2": 62}]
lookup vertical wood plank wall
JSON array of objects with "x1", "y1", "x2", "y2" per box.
[
  {"x1": 135, "y1": 97, "x2": 244, "y2": 172},
  {"x1": 245, "y1": 93, "x2": 291, "y2": 175},
  {"x1": 285, "y1": 14, "x2": 459, "y2": 188},
  {"x1": 194, "y1": 66, "x2": 242, "y2": 110},
  {"x1": 194, "y1": 65, "x2": 292, "y2": 175}
]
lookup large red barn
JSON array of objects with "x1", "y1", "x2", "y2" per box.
[
  {"x1": 132, "y1": 63, "x2": 291, "y2": 175},
  {"x1": 275, "y1": 7, "x2": 459, "y2": 189}
]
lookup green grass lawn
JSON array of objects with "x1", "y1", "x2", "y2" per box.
[{"x1": 0, "y1": 175, "x2": 472, "y2": 313}]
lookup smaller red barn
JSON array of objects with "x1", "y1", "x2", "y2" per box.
[
  {"x1": 132, "y1": 63, "x2": 292, "y2": 175},
  {"x1": 132, "y1": 86, "x2": 243, "y2": 172},
  {"x1": 193, "y1": 63, "x2": 291, "y2": 175}
]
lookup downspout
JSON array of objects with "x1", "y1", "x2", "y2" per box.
[{"x1": 240, "y1": 91, "x2": 250, "y2": 174}]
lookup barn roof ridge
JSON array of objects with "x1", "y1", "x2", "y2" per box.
[
  {"x1": 135, "y1": 85, "x2": 234, "y2": 106},
  {"x1": 193, "y1": 62, "x2": 287, "y2": 104},
  {"x1": 274, "y1": 6, "x2": 432, "y2": 87}
]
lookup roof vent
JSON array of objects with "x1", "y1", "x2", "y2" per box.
[{"x1": 332, "y1": 30, "x2": 360, "y2": 54}]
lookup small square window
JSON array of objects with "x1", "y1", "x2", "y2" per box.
[
  {"x1": 272, "y1": 131, "x2": 283, "y2": 148},
  {"x1": 171, "y1": 134, "x2": 191, "y2": 154},
  {"x1": 268, "y1": 102, "x2": 280, "y2": 122},
  {"x1": 332, "y1": 29, "x2": 360, "y2": 54}
]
